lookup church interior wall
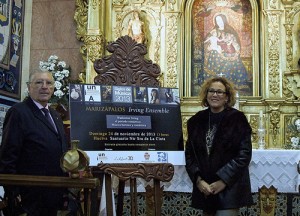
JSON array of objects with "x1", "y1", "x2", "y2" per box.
[
  {"x1": 28, "y1": 0, "x2": 83, "y2": 87},
  {"x1": 23, "y1": 0, "x2": 300, "y2": 150}
]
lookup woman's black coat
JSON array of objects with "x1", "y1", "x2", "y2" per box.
[{"x1": 185, "y1": 108, "x2": 253, "y2": 210}]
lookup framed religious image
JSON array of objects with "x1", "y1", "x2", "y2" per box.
[
  {"x1": 186, "y1": 0, "x2": 259, "y2": 97},
  {"x1": 0, "y1": 0, "x2": 12, "y2": 69},
  {"x1": 0, "y1": 0, "x2": 24, "y2": 99}
]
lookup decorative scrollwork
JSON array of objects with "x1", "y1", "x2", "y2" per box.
[
  {"x1": 94, "y1": 35, "x2": 161, "y2": 87},
  {"x1": 95, "y1": 163, "x2": 174, "y2": 182}
]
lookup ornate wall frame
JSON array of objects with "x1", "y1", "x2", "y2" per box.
[
  {"x1": 183, "y1": 0, "x2": 260, "y2": 98},
  {"x1": 0, "y1": 0, "x2": 24, "y2": 99},
  {"x1": 0, "y1": 0, "x2": 12, "y2": 70}
]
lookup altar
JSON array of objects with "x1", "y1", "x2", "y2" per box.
[{"x1": 131, "y1": 149, "x2": 300, "y2": 193}]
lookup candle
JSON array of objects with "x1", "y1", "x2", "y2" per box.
[
  {"x1": 259, "y1": 110, "x2": 263, "y2": 118},
  {"x1": 259, "y1": 110, "x2": 263, "y2": 129}
]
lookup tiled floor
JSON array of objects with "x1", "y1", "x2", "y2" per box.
[{"x1": 120, "y1": 192, "x2": 300, "y2": 216}]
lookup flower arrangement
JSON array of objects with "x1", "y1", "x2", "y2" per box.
[
  {"x1": 285, "y1": 118, "x2": 300, "y2": 150},
  {"x1": 39, "y1": 55, "x2": 70, "y2": 106},
  {"x1": 290, "y1": 137, "x2": 300, "y2": 149}
]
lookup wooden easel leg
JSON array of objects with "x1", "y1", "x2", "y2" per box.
[
  {"x1": 90, "y1": 187, "x2": 99, "y2": 216},
  {"x1": 83, "y1": 188, "x2": 89, "y2": 216},
  {"x1": 117, "y1": 180, "x2": 125, "y2": 216},
  {"x1": 130, "y1": 177, "x2": 137, "y2": 216},
  {"x1": 105, "y1": 174, "x2": 113, "y2": 216},
  {"x1": 153, "y1": 179, "x2": 162, "y2": 216}
]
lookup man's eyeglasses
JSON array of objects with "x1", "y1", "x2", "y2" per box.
[
  {"x1": 27, "y1": 80, "x2": 54, "y2": 88},
  {"x1": 207, "y1": 89, "x2": 227, "y2": 96}
]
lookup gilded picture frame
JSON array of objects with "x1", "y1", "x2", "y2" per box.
[
  {"x1": 0, "y1": 0, "x2": 12, "y2": 69},
  {"x1": 0, "y1": 0, "x2": 24, "y2": 99},
  {"x1": 184, "y1": 0, "x2": 259, "y2": 97}
]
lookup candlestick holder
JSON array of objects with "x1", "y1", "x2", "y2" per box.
[
  {"x1": 257, "y1": 113, "x2": 266, "y2": 149},
  {"x1": 257, "y1": 128, "x2": 266, "y2": 149}
]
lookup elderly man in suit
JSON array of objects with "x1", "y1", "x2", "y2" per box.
[{"x1": 0, "y1": 70, "x2": 68, "y2": 216}]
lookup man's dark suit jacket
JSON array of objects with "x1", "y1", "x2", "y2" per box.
[{"x1": 0, "y1": 97, "x2": 68, "y2": 210}]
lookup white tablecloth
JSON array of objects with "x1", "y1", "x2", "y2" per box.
[
  {"x1": 132, "y1": 149, "x2": 300, "y2": 193},
  {"x1": 249, "y1": 149, "x2": 300, "y2": 193}
]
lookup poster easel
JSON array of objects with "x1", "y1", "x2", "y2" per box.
[{"x1": 80, "y1": 36, "x2": 181, "y2": 215}]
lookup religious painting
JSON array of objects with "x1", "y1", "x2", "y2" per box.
[
  {"x1": 0, "y1": 0, "x2": 12, "y2": 69},
  {"x1": 191, "y1": 0, "x2": 254, "y2": 96},
  {"x1": 0, "y1": 0, "x2": 24, "y2": 99}
]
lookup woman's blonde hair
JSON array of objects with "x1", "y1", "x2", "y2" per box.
[{"x1": 199, "y1": 77, "x2": 236, "y2": 108}]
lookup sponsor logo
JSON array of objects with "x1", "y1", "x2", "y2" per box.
[
  {"x1": 157, "y1": 152, "x2": 168, "y2": 162},
  {"x1": 97, "y1": 153, "x2": 108, "y2": 162},
  {"x1": 144, "y1": 152, "x2": 150, "y2": 160},
  {"x1": 114, "y1": 156, "x2": 134, "y2": 161}
]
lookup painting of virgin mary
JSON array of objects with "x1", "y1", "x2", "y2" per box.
[{"x1": 192, "y1": 0, "x2": 253, "y2": 96}]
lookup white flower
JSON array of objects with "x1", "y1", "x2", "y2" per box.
[
  {"x1": 48, "y1": 55, "x2": 58, "y2": 62},
  {"x1": 54, "y1": 89, "x2": 64, "y2": 98},
  {"x1": 54, "y1": 81, "x2": 63, "y2": 89},
  {"x1": 58, "y1": 61, "x2": 66, "y2": 68},
  {"x1": 39, "y1": 55, "x2": 71, "y2": 105},
  {"x1": 49, "y1": 64, "x2": 56, "y2": 71},
  {"x1": 55, "y1": 72, "x2": 64, "y2": 81},
  {"x1": 291, "y1": 137, "x2": 299, "y2": 149},
  {"x1": 39, "y1": 61, "x2": 49, "y2": 71},
  {"x1": 62, "y1": 69, "x2": 69, "y2": 77}
]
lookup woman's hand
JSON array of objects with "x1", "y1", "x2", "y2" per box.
[
  {"x1": 196, "y1": 177, "x2": 213, "y2": 196},
  {"x1": 209, "y1": 180, "x2": 226, "y2": 194}
]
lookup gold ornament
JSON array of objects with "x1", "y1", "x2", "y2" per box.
[{"x1": 60, "y1": 140, "x2": 90, "y2": 178}]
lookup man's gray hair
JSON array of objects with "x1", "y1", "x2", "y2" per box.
[{"x1": 28, "y1": 70, "x2": 53, "y2": 82}]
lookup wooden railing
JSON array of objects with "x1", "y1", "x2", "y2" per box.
[{"x1": 0, "y1": 174, "x2": 100, "y2": 216}]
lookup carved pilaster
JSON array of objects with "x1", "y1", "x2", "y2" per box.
[
  {"x1": 284, "y1": 5, "x2": 296, "y2": 73},
  {"x1": 249, "y1": 115, "x2": 260, "y2": 148},
  {"x1": 284, "y1": 23, "x2": 293, "y2": 71},
  {"x1": 83, "y1": 34, "x2": 105, "y2": 63},
  {"x1": 74, "y1": 0, "x2": 88, "y2": 83},
  {"x1": 266, "y1": 11, "x2": 282, "y2": 96},
  {"x1": 74, "y1": 0, "x2": 88, "y2": 41},
  {"x1": 165, "y1": 12, "x2": 179, "y2": 88},
  {"x1": 75, "y1": 0, "x2": 106, "y2": 84},
  {"x1": 283, "y1": 5, "x2": 300, "y2": 99},
  {"x1": 267, "y1": 101, "x2": 284, "y2": 148}
]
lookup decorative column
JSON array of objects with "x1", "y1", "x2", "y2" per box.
[
  {"x1": 85, "y1": 0, "x2": 105, "y2": 84},
  {"x1": 74, "y1": 0, "x2": 105, "y2": 84}
]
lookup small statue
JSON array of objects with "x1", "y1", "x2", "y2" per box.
[{"x1": 127, "y1": 11, "x2": 146, "y2": 44}]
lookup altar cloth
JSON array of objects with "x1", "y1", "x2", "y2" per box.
[{"x1": 131, "y1": 149, "x2": 300, "y2": 193}]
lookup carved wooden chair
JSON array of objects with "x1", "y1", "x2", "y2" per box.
[{"x1": 92, "y1": 35, "x2": 174, "y2": 216}]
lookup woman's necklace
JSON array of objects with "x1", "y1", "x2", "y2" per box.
[
  {"x1": 206, "y1": 112, "x2": 212, "y2": 144},
  {"x1": 205, "y1": 111, "x2": 219, "y2": 155},
  {"x1": 205, "y1": 109, "x2": 226, "y2": 155}
]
